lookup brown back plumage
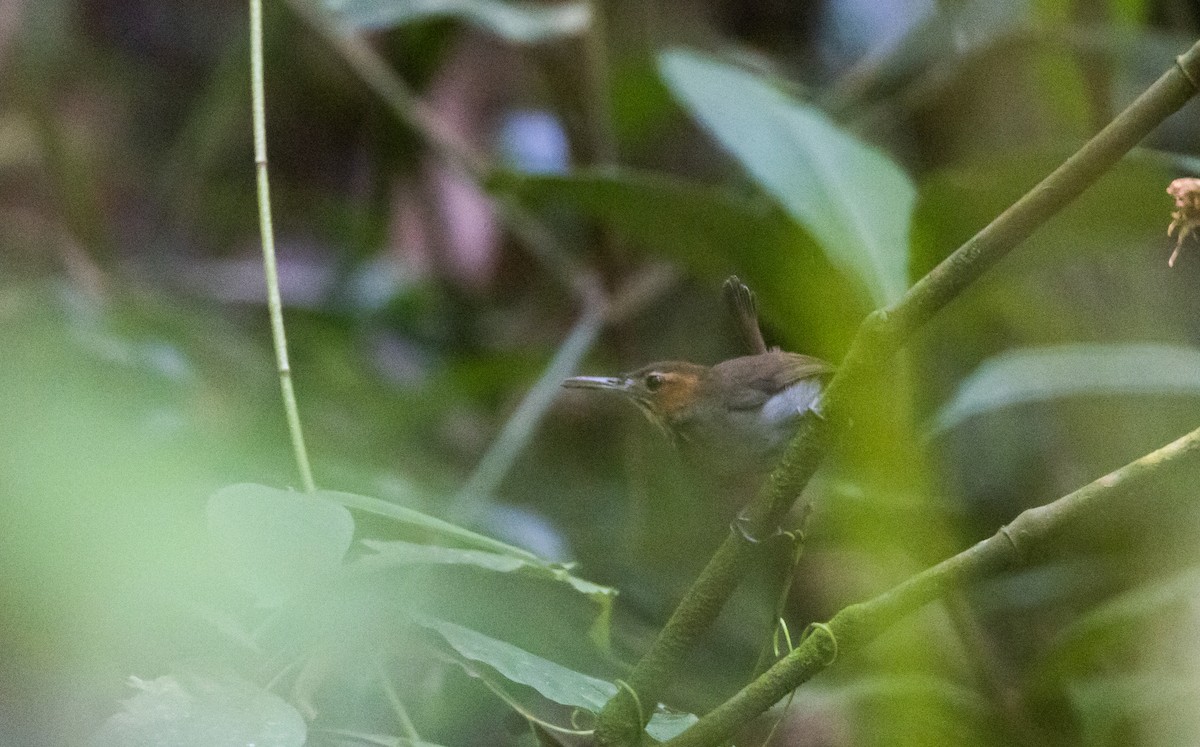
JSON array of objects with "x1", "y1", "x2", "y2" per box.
[{"x1": 707, "y1": 352, "x2": 834, "y2": 411}]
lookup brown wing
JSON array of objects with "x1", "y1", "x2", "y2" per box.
[{"x1": 714, "y1": 351, "x2": 834, "y2": 411}]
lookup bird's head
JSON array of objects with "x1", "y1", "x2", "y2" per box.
[{"x1": 563, "y1": 361, "x2": 708, "y2": 435}]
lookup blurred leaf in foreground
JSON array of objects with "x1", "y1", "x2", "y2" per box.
[
  {"x1": 356, "y1": 539, "x2": 616, "y2": 646},
  {"x1": 207, "y1": 484, "x2": 356, "y2": 605},
  {"x1": 419, "y1": 616, "x2": 697, "y2": 741},
  {"x1": 87, "y1": 675, "x2": 306, "y2": 747}
]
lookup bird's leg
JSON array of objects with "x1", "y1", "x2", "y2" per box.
[
  {"x1": 722, "y1": 275, "x2": 770, "y2": 355},
  {"x1": 731, "y1": 506, "x2": 791, "y2": 546},
  {"x1": 750, "y1": 505, "x2": 812, "y2": 675}
]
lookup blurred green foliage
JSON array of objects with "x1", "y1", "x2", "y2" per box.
[{"x1": 5, "y1": 0, "x2": 1200, "y2": 745}]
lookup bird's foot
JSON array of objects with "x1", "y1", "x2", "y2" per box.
[{"x1": 731, "y1": 509, "x2": 788, "y2": 546}]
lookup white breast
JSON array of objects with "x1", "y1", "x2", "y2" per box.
[
  {"x1": 758, "y1": 379, "x2": 823, "y2": 448},
  {"x1": 711, "y1": 378, "x2": 823, "y2": 454}
]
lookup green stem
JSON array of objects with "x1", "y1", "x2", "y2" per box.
[
  {"x1": 250, "y1": 0, "x2": 316, "y2": 492},
  {"x1": 451, "y1": 301, "x2": 606, "y2": 520},
  {"x1": 595, "y1": 36, "x2": 1200, "y2": 745},
  {"x1": 376, "y1": 660, "x2": 422, "y2": 744},
  {"x1": 663, "y1": 425, "x2": 1200, "y2": 747}
]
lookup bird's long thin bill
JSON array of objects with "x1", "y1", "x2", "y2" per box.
[{"x1": 562, "y1": 376, "x2": 633, "y2": 392}]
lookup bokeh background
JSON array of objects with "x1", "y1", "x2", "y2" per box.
[{"x1": 5, "y1": 0, "x2": 1200, "y2": 745}]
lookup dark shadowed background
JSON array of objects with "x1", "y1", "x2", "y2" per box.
[{"x1": 5, "y1": 1, "x2": 1200, "y2": 745}]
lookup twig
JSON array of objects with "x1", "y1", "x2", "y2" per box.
[
  {"x1": 282, "y1": 0, "x2": 602, "y2": 305},
  {"x1": 594, "y1": 36, "x2": 1200, "y2": 745},
  {"x1": 250, "y1": 0, "x2": 316, "y2": 492},
  {"x1": 450, "y1": 298, "x2": 606, "y2": 520},
  {"x1": 941, "y1": 592, "x2": 1042, "y2": 746},
  {"x1": 661, "y1": 424, "x2": 1200, "y2": 747},
  {"x1": 376, "y1": 660, "x2": 422, "y2": 744}
]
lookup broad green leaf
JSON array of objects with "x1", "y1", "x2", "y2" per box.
[
  {"x1": 1042, "y1": 565, "x2": 1200, "y2": 677},
  {"x1": 319, "y1": 488, "x2": 541, "y2": 562},
  {"x1": 933, "y1": 344, "x2": 1200, "y2": 432},
  {"x1": 644, "y1": 710, "x2": 701, "y2": 742},
  {"x1": 87, "y1": 675, "x2": 306, "y2": 747},
  {"x1": 1069, "y1": 674, "x2": 1200, "y2": 745},
  {"x1": 659, "y1": 49, "x2": 915, "y2": 306},
  {"x1": 356, "y1": 539, "x2": 616, "y2": 646},
  {"x1": 325, "y1": 0, "x2": 590, "y2": 42},
  {"x1": 1062, "y1": 565, "x2": 1200, "y2": 641},
  {"x1": 359, "y1": 539, "x2": 613, "y2": 598},
  {"x1": 492, "y1": 168, "x2": 789, "y2": 278},
  {"x1": 419, "y1": 617, "x2": 697, "y2": 740},
  {"x1": 495, "y1": 168, "x2": 871, "y2": 355},
  {"x1": 319, "y1": 730, "x2": 449, "y2": 746},
  {"x1": 208, "y1": 483, "x2": 355, "y2": 604},
  {"x1": 423, "y1": 616, "x2": 614, "y2": 709}
]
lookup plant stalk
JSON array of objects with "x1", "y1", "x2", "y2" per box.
[
  {"x1": 251, "y1": 0, "x2": 316, "y2": 492},
  {"x1": 662, "y1": 424, "x2": 1200, "y2": 747},
  {"x1": 594, "y1": 36, "x2": 1200, "y2": 745}
]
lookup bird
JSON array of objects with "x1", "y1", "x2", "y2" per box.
[{"x1": 563, "y1": 277, "x2": 834, "y2": 476}]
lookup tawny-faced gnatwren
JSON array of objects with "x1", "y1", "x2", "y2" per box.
[{"x1": 563, "y1": 277, "x2": 834, "y2": 475}]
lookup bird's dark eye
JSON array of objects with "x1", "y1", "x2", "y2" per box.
[{"x1": 645, "y1": 373, "x2": 665, "y2": 392}]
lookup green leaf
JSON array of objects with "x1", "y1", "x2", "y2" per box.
[
  {"x1": 495, "y1": 167, "x2": 871, "y2": 355},
  {"x1": 87, "y1": 674, "x2": 306, "y2": 747},
  {"x1": 644, "y1": 710, "x2": 701, "y2": 742},
  {"x1": 356, "y1": 539, "x2": 616, "y2": 647},
  {"x1": 1044, "y1": 565, "x2": 1200, "y2": 677},
  {"x1": 419, "y1": 617, "x2": 697, "y2": 740},
  {"x1": 658, "y1": 49, "x2": 915, "y2": 306},
  {"x1": 1064, "y1": 565, "x2": 1200, "y2": 639},
  {"x1": 318, "y1": 488, "x2": 541, "y2": 562},
  {"x1": 318, "y1": 730, "x2": 449, "y2": 746},
  {"x1": 493, "y1": 168, "x2": 792, "y2": 276},
  {"x1": 423, "y1": 616, "x2": 614, "y2": 709},
  {"x1": 933, "y1": 344, "x2": 1200, "y2": 432},
  {"x1": 1069, "y1": 674, "x2": 1200, "y2": 745},
  {"x1": 360, "y1": 539, "x2": 613, "y2": 598},
  {"x1": 325, "y1": 0, "x2": 591, "y2": 42},
  {"x1": 207, "y1": 483, "x2": 355, "y2": 604}
]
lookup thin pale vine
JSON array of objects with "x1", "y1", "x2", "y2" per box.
[
  {"x1": 250, "y1": 0, "x2": 316, "y2": 492},
  {"x1": 475, "y1": 669, "x2": 594, "y2": 737},
  {"x1": 750, "y1": 507, "x2": 812, "y2": 679},
  {"x1": 758, "y1": 619, "x2": 797, "y2": 747}
]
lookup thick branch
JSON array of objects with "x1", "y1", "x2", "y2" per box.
[
  {"x1": 595, "y1": 37, "x2": 1200, "y2": 745},
  {"x1": 663, "y1": 425, "x2": 1200, "y2": 747}
]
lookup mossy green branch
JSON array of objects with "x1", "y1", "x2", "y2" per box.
[
  {"x1": 595, "y1": 37, "x2": 1200, "y2": 745},
  {"x1": 663, "y1": 425, "x2": 1200, "y2": 747}
]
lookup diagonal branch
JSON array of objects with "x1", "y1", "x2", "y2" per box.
[
  {"x1": 594, "y1": 37, "x2": 1200, "y2": 745},
  {"x1": 662, "y1": 424, "x2": 1200, "y2": 747}
]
